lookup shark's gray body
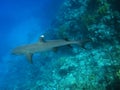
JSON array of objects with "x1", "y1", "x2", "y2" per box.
[{"x1": 12, "y1": 36, "x2": 82, "y2": 63}]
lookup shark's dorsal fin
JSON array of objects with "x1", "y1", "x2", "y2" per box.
[
  {"x1": 39, "y1": 35, "x2": 46, "y2": 43},
  {"x1": 26, "y1": 53, "x2": 33, "y2": 64}
]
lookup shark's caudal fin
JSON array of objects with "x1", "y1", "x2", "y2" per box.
[
  {"x1": 78, "y1": 38, "x2": 92, "y2": 49},
  {"x1": 26, "y1": 53, "x2": 33, "y2": 64}
]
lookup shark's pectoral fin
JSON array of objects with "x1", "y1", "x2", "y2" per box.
[{"x1": 26, "y1": 53, "x2": 33, "y2": 64}]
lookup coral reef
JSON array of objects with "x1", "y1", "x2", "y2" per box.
[{"x1": 44, "y1": 0, "x2": 120, "y2": 89}]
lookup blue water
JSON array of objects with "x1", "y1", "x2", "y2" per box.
[
  {"x1": 1, "y1": 0, "x2": 120, "y2": 90},
  {"x1": 0, "y1": 0, "x2": 64, "y2": 89},
  {"x1": 0, "y1": 0, "x2": 63, "y2": 55}
]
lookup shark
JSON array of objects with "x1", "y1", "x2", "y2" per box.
[{"x1": 12, "y1": 35, "x2": 90, "y2": 63}]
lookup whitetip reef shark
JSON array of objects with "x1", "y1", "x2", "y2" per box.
[{"x1": 12, "y1": 35, "x2": 90, "y2": 63}]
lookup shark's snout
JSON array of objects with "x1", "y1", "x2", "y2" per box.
[
  {"x1": 11, "y1": 48, "x2": 22, "y2": 55},
  {"x1": 11, "y1": 50, "x2": 17, "y2": 55}
]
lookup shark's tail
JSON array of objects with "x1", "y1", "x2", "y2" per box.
[
  {"x1": 64, "y1": 38, "x2": 92, "y2": 49},
  {"x1": 78, "y1": 38, "x2": 92, "y2": 49}
]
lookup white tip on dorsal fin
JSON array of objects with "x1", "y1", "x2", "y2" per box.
[{"x1": 39, "y1": 35, "x2": 46, "y2": 43}]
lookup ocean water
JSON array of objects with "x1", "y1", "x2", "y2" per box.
[
  {"x1": 0, "y1": 0, "x2": 64, "y2": 89},
  {"x1": 0, "y1": 0, "x2": 120, "y2": 90}
]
